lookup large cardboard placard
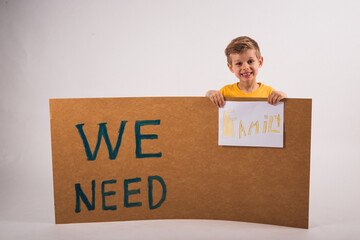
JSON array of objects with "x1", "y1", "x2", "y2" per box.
[{"x1": 50, "y1": 97, "x2": 311, "y2": 228}]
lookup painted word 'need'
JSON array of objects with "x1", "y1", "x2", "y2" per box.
[
  {"x1": 75, "y1": 175, "x2": 167, "y2": 213},
  {"x1": 75, "y1": 120, "x2": 161, "y2": 160}
]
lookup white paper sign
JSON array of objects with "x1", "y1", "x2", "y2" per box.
[{"x1": 219, "y1": 101, "x2": 284, "y2": 148}]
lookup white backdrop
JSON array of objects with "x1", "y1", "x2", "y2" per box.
[{"x1": 1, "y1": 0, "x2": 360, "y2": 239}]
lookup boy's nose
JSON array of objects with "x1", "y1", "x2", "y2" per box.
[{"x1": 241, "y1": 63, "x2": 249, "y2": 70}]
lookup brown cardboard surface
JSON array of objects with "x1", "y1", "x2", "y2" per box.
[{"x1": 50, "y1": 97, "x2": 311, "y2": 228}]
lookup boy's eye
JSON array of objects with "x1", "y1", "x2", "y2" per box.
[
  {"x1": 236, "y1": 62, "x2": 242, "y2": 66},
  {"x1": 248, "y1": 60, "x2": 254, "y2": 64}
]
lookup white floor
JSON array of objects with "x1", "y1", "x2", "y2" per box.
[
  {"x1": 1, "y1": 147, "x2": 360, "y2": 240},
  {"x1": 1, "y1": 211, "x2": 360, "y2": 240}
]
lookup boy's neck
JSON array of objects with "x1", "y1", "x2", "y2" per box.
[{"x1": 237, "y1": 81, "x2": 260, "y2": 93}]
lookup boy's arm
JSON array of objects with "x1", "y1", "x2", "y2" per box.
[
  {"x1": 206, "y1": 90, "x2": 225, "y2": 108},
  {"x1": 268, "y1": 90, "x2": 287, "y2": 105}
]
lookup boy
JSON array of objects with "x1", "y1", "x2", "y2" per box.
[{"x1": 206, "y1": 36, "x2": 287, "y2": 107}]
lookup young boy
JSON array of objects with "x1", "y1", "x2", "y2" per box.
[{"x1": 206, "y1": 36, "x2": 287, "y2": 107}]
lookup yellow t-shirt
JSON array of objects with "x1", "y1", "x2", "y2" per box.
[{"x1": 220, "y1": 82, "x2": 274, "y2": 98}]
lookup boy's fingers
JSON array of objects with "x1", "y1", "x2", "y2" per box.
[
  {"x1": 273, "y1": 94, "x2": 282, "y2": 105},
  {"x1": 273, "y1": 94, "x2": 277, "y2": 104},
  {"x1": 269, "y1": 92, "x2": 275, "y2": 103},
  {"x1": 269, "y1": 94, "x2": 276, "y2": 105},
  {"x1": 208, "y1": 91, "x2": 224, "y2": 108},
  {"x1": 212, "y1": 94, "x2": 219, "y2": 105},
  {"x1": 273, "y1": 95, "x2": 279, "y2": 105},
  {"x1": 216, "y1": 95, "x2": 222, "y2": 107},
  {"x1": 219, "y1": 95, "x2": 224, "y2": 107},
  {"x1": 210, "y1": 94, "x2": 220, "y2": 107},
  {"x1": 268, "y1": 91, "x2": 286, "y2": 105},
  {"x1": 268, "y1": 93, "x2": 273, "y2": 104}
]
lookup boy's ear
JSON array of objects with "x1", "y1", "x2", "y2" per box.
[
  {"x1": 227, "y1": 62, "x2": 234, "y2": 73},
  {"x1": 258, "y1": 56, "x2": 264, "y2": 68}
]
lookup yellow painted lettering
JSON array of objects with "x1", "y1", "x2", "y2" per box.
[
  {"x1": 223, "y1": 110, "x2": 235, "y2": 137},
  {"x1": 248, "y1": 121, "x2": 259, "y2": 135},
  {"x1": 239, "y1": 121, "x2": 247, "y2": 138},
  {"x1": 263, "y1": 115, "x2": 268, "y2": 133},
  {"x1": 268, "y1": 115, "x2": 280, "y2": 133},
  {"x1": 274, "y1": 114, "x2": 281, "y2": 127}
]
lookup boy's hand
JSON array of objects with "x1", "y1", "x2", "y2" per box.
[
  {"x1": 268, "y1": 91, "x2": 287, "y2": 105},
  {"x1": 206, "y1": 90, "x2": 225, "y2": 107}
]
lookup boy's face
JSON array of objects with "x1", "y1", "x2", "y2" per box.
[{"x1": 227, "y1": 49, "x2": 263, "y2": 84}]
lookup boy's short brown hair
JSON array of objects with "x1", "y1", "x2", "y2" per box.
[{"x1": 225, "y1": 36, "x2": 261, "y2": 65}]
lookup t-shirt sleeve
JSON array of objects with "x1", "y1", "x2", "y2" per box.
[
  {"x1": 219, "y1": 84, "x2": 233, "y2": 97},
  {"x1": 269, "y1": 86, "x2": 275, "y2": 95},
  {"x1": 219, "y1": 86, "x2": 226, "y2": 96},
  {"x1": 269, "y1": 86, "x2": 275, "y2": 94}
]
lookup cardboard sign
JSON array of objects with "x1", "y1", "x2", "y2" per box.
[
  {"x1": 219, "y1": 101, "x2": 284, "y2": 148},
  {"x1": 50, "y1": 97, "x2": 311, "y2": 228}
]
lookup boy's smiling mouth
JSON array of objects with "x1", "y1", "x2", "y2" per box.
[{"x1": 241, "y1": 72, "x2": 253, "y2": 77}]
